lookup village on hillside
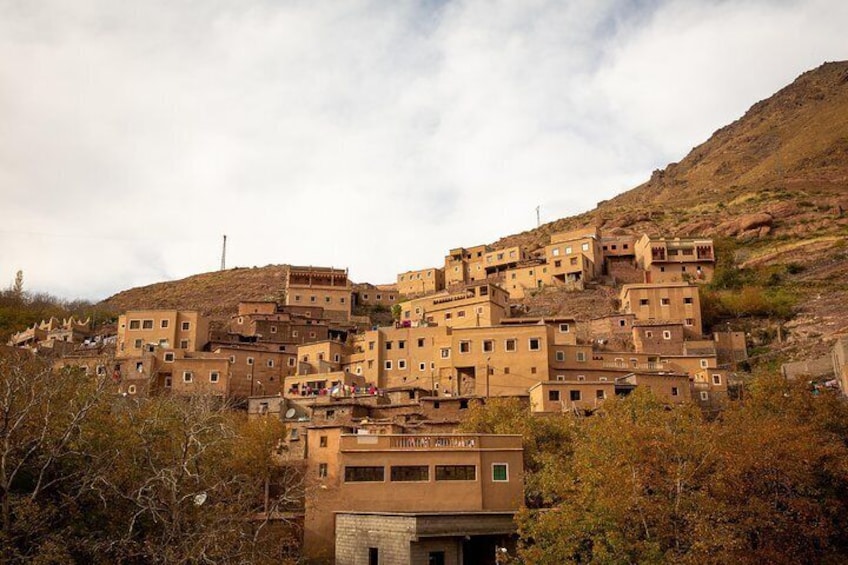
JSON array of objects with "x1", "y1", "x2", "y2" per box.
[{"x1": 7, "y1": 225, "x2": 848, "y2": 564}]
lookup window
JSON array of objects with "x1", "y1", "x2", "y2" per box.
[
  {"x1": 559, "y1": 323, "x2": 570, "y2": 333},
  {"x1": 398, "y1": 359, "x2": 407, "y2": 370},
  {"x1": 385, "y1": 341, "x2": 393, "y2": 350},
  {"x1": 128, "y1": 385, "x2": 137, "y2": 395},
  {"x1": 247, "y1": 357, "x2": 254, "y2": 365},
  {"x1": 324, "y1": 296, "x2": 331, "y2": 303},
  {"x1": 663, "y1": 330, "x2": 672, "y2": 340},
  {"x1": 556, "y1": 375, "x2": 565, "y2": 382},
  {"x1": 596, "y1": 389, "x2": 606, "y2": 399},
  {"x1": 161, "y1": 319, "x2": 170, "y2": 329},
  {"x1": 684, "y1": 297, "x2": 693, "y2": 305},
  {"x1": 685, "y1": 318, "x2": 695, "y2": 326},
  {"x1": 294, "y1": 295, "x2": 301, "y2": 302},
  {"x1": 528, "y1": 338, "x2": 541, "y2": 351},
  {"x1": 712, "y1": 374, "x2": 722, "y2": 385},
  {"x1": 460, "y1": 399, "x2": 469, "y2": 409},
  {"x1": 292, "y1": 331, "x2": 299, "y2": 338},
  {"x1": 482, "y1": 340, "x2": 494, "y2": 353},
  {"x1": 671, "y1": 387, "x2": 679, "y2": 396},
  {"x1": 385, "y1": 360, "x2": 393, "y2": 370},
  {"x1": 310, "y1": 296, "x2": 316, "y2": 303},
  {"x1": 504, "y1": 367, "x2": 510, "y2": 374},
  {"x1": 459, "y1": 341, "x2": 471, "y2": 353},
  {"x1": 133, "y1": 339, "x2": 143, "y2": 349},
  {"x1": 129, "y1": 320, "x2": 141, "y2": 330},
  {"x1": 318, "y1": 463, "x2": 328, "y2": 478},
  {"x1": 549, "y1": 390, "x2": 560, "y2": 401},
  {"x1": 582, "y1": 242, "x2": 590, "y2": 252},
  {"x1": 391, "y1": 466, "x2": 429, "y2": 481},
  {"x1": 319, "y1": 435, "x2": 328, "y2": 447},
  {"x1": 570, "y1": 390, "x2": 581, "y2": 401},
  {"x1": 179, "y1": 339, "x2": 189, "y2": 349},
  {"x1": 164, "y1": 376, "x2": 172, "y2": 388},
  {"x1": 164, "y1": 352, "x2": 175, "y2": 362},
  {"x1": 270, "y1": 326, "x2": 277, "y2": 334},
  {"x1": 505, "y1": 339, "x2": 517, "y2": 352},
  {"x1": 552, "y1": 247, "x2": 560, "y2": 256},
  {"x1": 457, "y1": 310, "x2": 466, "y2": 318},
  {"x1": 288, "y1": 358, "x2": 295, "y2": 367},
  {"x1": 700, "y1": 391, "x2": 709, "y2": 401},
  {"x1": 398, "y1": 340, "x2": 406, "y2": 349},
  {"x1": 440, "y1": 348, "x2": 450, "y2": 359},
  {"x1": 142, "y1": 319, "x2": 154, "y2": 329},
  {"x1": 435, "y1": 465, "x2": 476, "y2": 481},
  {"x1": 181, "y1": 321, "x2": 190, "y2": 331},
  {"x1": 576, "y1": 351, "x2": 587, "y2": 362},
  {"x1": 345, "y1": 466, "x2": 384, "y2": 482},
  {"x1": 646, "y1": 331, "x2": 654, "y2": 338},
  {"x1": 183, "y1": 371, "x2": 193, "y2": 383},
  {"x1": 210, "y1": 371, "x2": 219, "y2": 383},
  {"x1": 700, "y1": 359, "x2": 708, "y2": 369},
  {"x1": 419, "y1": 362, "x2": 426, "y2": 371},
  {"x1": 492, "y1": 463, "x2": 508, "y2": 482},
  {"x1": 417, "y1": 338, "x2": 425, "y2": 347},
  {"x1": 661, "y1": 298, "x2": 670, "y2": 306},
  {"x1": 368, "y1": 341, "x2": 375, "y2": 350},
  {"x1": 555, "y1": 351, "x2": 565, "y2": 362},
  {"x1": 565, "y1": 246, "x2": 573, "y2": 254},
  {"x1": 639, "y1": 299, "x2": 649, "y2": 306}
]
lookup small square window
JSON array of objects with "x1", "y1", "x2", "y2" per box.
[
  {"x1": 505, "y1": 339, "x2": 517, "y2": 352},
  {"x1": 210, "y1": 371, "x2": 219, "y2": 383},
  {"x1": 570, "y1": 390, "x2": 581, "y2": 401},
  {"x1": 247, "y1": 357, "x2": 254, "y2": 365},
  {"x1": 385, "y1": 360, "x2": 393, "y2": 370},
  {"x1": 181, "y1": 321, "x2": 190, "y2": 331},
  {"x1": 179, "y1": 339, "x2": 189, "y2": 349},
  {"x1": 142, "y1": 320, "x2": 154, "y2": 329},
  {"x1": 492, "y1": 463, "x2": 508, "y2": 482},
  {"x1": 320, "y1": 436, "x2": 328, "y2": 447},
  {"x1": 398, "y1": 359, "x2": 407, "y2": 370},
  {"x1": 182, "y1": 371, "x2": 193, "y2": 383},
  {"x1": 548, "y1": 390, "x2": 560, "y2": 401},
  {"x1": 164, "y1": 352, "x2": 175, "y2": 362},
  {"x1": 712, "y1": 374, "x2": 722, "y2": 385},
  {"x1": 459, "y1": 341, "x2": 471, "y2": 353},
  {"x1": 160, "y1": 319, "x2": 169, "y2": 328},
  {"x1": 129, "y1": 320, "x2": 141, "y2": 330},
  {"x1": 440, "y1": 348, "x2": 450, "y2": 359},
  {"x1": 555, "y1": 351, "x2": 565, "y2": 362}
]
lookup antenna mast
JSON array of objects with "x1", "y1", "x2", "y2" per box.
[
  {"x1": 220, "y1": 234, "x2": 227, "y2": 271},
  {"x1": 536, "y1": 205, "x2": 541, "y2": 227}
]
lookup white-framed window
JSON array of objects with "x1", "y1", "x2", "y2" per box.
[
  {"x1": 398, "y1": 359, "x2": 407, "y2": 370},
  {"x1": 552, "y1": 248, "x2": 560, "y2": 257},
  {"x1": 161, "y1": 319, "x2": 169, "y2": 328},
  {"x1": 164, "y1": 376, "x2": 172, "y2": 388},
  {"x1": 419, "y1": 362, "x2": 426, "y2": 371},
  {"x1": 492, "y1": 463, "x2": 509, "y2": 482},
  {"x1": 483, "y1": 340, "x2": 494, "y2": 353},
  {"x1": 292, "y1": 331, "x2": 299, "y2": 337},
  {"x1": 355, "y1": 366, "x2": 362, "y2": 375},
  {"x1": 685, "y1": 318, "x2": 695, "y2": 326},
  {"x1": 142, "y1": 319, "x2": 154, "y2": 330},
  {"x1": 128, "y1": 384, "x2": 137, "y2": 395},
  {"x1": 505, "y1": 339, "x2": 517, "y2": 352},
  {"x1": 440, "y1": 348, "x2": 450, "y2": 359},
  {"x1": 555, "y1": 351, "x2": 565, "y2": 362},
  {"x1": 247, "y1": 357, "x2": 254, "y2": 365},
  {"x1": 565, "y1": 246, "x2": 572, "y2": 254},
  {"x1": 179, "y1": 339, "x2": 189, "y2": 349},
  {"x1": 712, "y1": 374, "x2": 722, "y2": 385},
  {"x1": 663, "y1": 331, "x2": 672, "y2": 340},
  {"x1": 129, "y1": 320, "x2": 141, "y2": 330},
  {"x1": 576, "y1": 351, "x2": 587, "y2": 362},
  {"x1": 181, "y1": 321, "x2": 190, "y2": 331},
  {"x1": 134, "y1": 339, "x2": 143, "y2": 349},
  {"x1": 581, "y1": 242, "x2": 590, "y2": 252},
  {"x1": 555, "y1": 374, "x2": 566, "y2": 381},
  {"x1": 459, "y1": 341, "x2": 471, "y2": 354},
  {"x1": 559, "y1": 323, "x2": 570, "y2": 333},
  {"x1": 164, "y1": 352, "x2": 175, "y2": 363},
  {"x1": 270, "y1": 326, "x2": 277, "y2": 333},
  {"x1": 700, "y1": 359, "x2": 709, "y2": 369},
  {"x1": 182, "y1": 371, "x2": 193, "y2": 383},
  {"x1": 288, "y1": 358, "x2": 295, "y2": 367},
  {"x1": 700, "y1": 391, "x2": 709, "y2": 401},
  {"x1": 267, "y1": 359, "x2": 274, "y2": 368},
  {"x1": 210, "y1": 371, "x2": 220, "y2": 383},
  {"x1": 385, "y1": 360, "x2": 393, "y2": 370}
]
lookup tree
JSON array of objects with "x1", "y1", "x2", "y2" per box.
[{"x1": 11, "y1": 271, "x2": 23, "y2": 300}]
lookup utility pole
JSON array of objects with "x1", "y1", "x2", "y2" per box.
[{"x1": 220, "y1": 234, "x2": 227, "y2": 271}]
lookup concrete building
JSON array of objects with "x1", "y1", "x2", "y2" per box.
[
  {"x1": 634, "y1": 234, "x2": 715, "y2": 284},
  {"x1": 399, "y1": 282, "x2": 509, "y2": 329},
  {"x1": 303, "y1": 428, "x2": 524, "y2": 564},
  {"x1": 397, "y1": 268, "x2": 445, "y2": 297},
  {"x1": 620, "y1": 283, "x2": 703, "y2": 338},
  {"x1": 286, "y1": 266, "x2": 352, "y2": 321},
  {"x1": 115, "y1": 310, "x2": 209, "y2": 359}
]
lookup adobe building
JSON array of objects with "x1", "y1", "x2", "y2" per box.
[
  {"x1": 213, "y1": 344, "x2": 296, "y2": 398},
  {"x1": 631, "y1": 321, "x2": 686, "y2": 355},
  {"x1": 352, "y1": 283, "x2": 399, "y2": 308},
  {"x1": 619, "y1": 283, "x2": 703, "y2": 338},
  {"x1": 529, "y1": 380, "x2": 615, "y2": 414},
  {"x1": 544, "y1": 227, "x2": 604, "y2": 286},
  {"x1": 303, "y1": 428, "x2": 524, "y2": 564},
  {"x1": 8, "y1": 316, "x2": 93, "y2": 349},
  {"x1": 115, "y1": 310, "x2": 209, "y2": 359},
  {"x1": 285, "y1": 266, "x2": 352, "y2": 321},
  {"x1": 397, "y1": 268, "x2": 445, "y2": 297},
  {"x1": 444, "y1": 244, "x2": 491, "y2": 288},
  {"x1": 399, "y1": 282, "x2": 509, "y2": 329},
  {"x1": 634, "y1": 234, "x2": 715, "y2": 284}
]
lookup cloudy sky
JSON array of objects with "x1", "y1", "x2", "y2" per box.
[{"x1": 0, "y1": 0, "x2": 845, "y2": 301}]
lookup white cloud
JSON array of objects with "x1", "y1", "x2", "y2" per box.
[{"x1": 0, "y1": 0, "x2": 844, "y2": 300}]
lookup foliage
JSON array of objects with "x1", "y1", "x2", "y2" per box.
[
  {"x1": 515, "y1": 379, "x2": 848, "y2": 564},
  {"x1": 0, "y1": 349, "x2": 300, "y2": 564}
]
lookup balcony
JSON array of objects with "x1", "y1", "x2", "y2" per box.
[{"x1": 340, "y1": 433, "x2": 522, "y2": 452}]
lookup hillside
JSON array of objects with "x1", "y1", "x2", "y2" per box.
[
  {"x1": 101, "y1": 265, "x2": 290, "y2": 316},
  {"x1": 99, "y1": 62, "x2": 848, "y2": 360}
]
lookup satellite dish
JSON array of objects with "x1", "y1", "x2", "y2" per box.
[
  {"x1": 285, "y1": 408, "x2": 296, "y2": 419},
  {"x1": 193, "y1": 492, "x2": 207, "y2": 506}
]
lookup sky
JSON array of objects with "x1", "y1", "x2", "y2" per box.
[{"x1": 0, "y1": 0, "x2": 845, "y2": 301}]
